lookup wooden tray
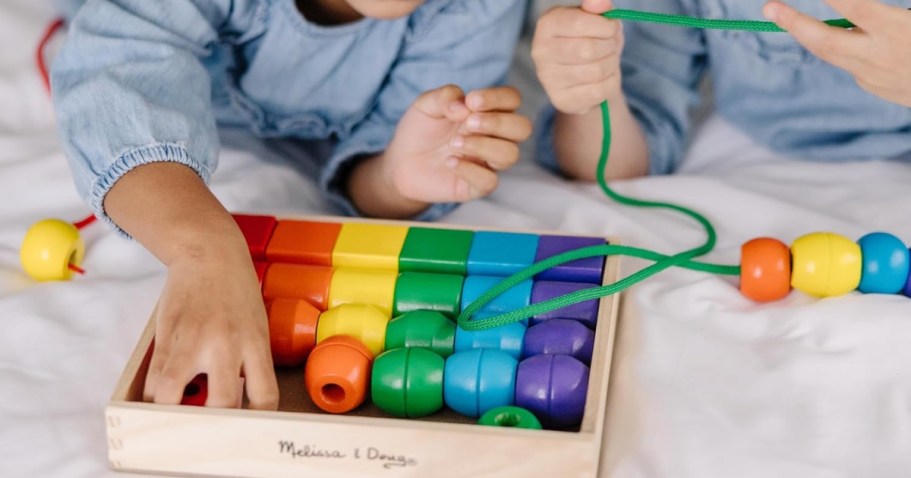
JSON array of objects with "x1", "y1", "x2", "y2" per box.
[{"x1": 106, "y1": 217, "x2": 622, "y2": 478}]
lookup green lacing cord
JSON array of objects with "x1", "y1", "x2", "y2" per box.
[{"x1": 456, "y1": 10, "x2": 854, "y2": 331}]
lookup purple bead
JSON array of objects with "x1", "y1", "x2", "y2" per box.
[
  {"x1": 534, "y1": 235, "x2": 606, "y2": 284},
  {"x1": 530, "y1": 281, "x2": 599, "y2": 329},
  {"x1": 522, "y1": 319, "x2": 594, "y2": 364},
  {"x1": 516, "y1": 354, "x2": 589, "y2": 429}
]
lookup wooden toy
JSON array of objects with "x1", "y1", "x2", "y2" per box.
[
  {"x1": 105, "y1": 215, "x2": 621, "y2": 478},
  {"x1": 516, "y1": 354, "x2": 590, "y2": 430}
]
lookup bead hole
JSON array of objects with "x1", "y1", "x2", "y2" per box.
[
  {"x1": 321, "y1": 383, "x2": 346, "y2": 404},
  {"x1": 183, "y1": 383, "x2": 200, "y2": 397},
  {"x1": 495, "y1": 413, "x2": 521, "y2": 427}
]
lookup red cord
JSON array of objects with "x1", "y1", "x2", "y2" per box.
[
  {"x1": 68, "y1": 263, "x2": 86, "y2": 275},
  {"x1": 73, "y1": 215, "x2": 97, "y2": 229},
  {"x1": 37, "y1": 18, "x2": 65, "y2": 94}
]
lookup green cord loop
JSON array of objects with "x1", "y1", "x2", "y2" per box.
[{"x1": 456, "y1": 10, "x2": 855, "y2": 331}]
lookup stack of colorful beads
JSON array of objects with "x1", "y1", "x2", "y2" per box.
[
  {"x1": 741, "y1": 232, "x2": 911, "y2": 302},
  {"x1": 202, "y1": 214, "x2": 609, "y2": 430}
]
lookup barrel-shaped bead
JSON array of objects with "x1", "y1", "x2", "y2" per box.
[
  {"x1": 268, "y1": 298, "x2": 320, "y2": 366},
  {"x1": 304, "y1": 336, "x2": 374, "y2": 414},
  {"x1": 454, "y1": 322, "x2": 526, "y2": 359},
  {"x1": 515, "y1": 354, "x2": 589, "y2": 429},
  {"x1": 857, "y1": 232, "x2": 909, "y2": 294},
  {"x1": 790, "y1": 232, "x2": 862, "y2": 297},
  {"x1": 740, "y1": 238, "x2": 791, "y2": 302},
  {"x1": 371, "y1": 348, "x2": 445, "y2": 418},
  {"x1": 443, "y1": 349, "x2": 517, "y2": 418},
  {"x1": 316, "y1": 304, "x2": 389, "y2": 357},
  {"x1": 385, "y1": 310, "x2": 455, "y2": 358}
]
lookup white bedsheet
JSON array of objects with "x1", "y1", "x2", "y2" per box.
[{"x1": 2, "y1": 2, "x2": 911, "y2": 477}]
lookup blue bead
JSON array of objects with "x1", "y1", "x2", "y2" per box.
[
  {"x1": 857, "y1": 232, "x2": 909, "y2": 294},
  {"x1": 454, "y1": 322, "x2": 526, "y2": 359},
  {"x1": 467, "y1": 231, "x2": 539, "y2": 276},
  {"x1": 444, "y1": 349, "x2": 517, "y2": 418},
  {"x1": 461, "y1": 275, "x2": 532, "y2": 326}
]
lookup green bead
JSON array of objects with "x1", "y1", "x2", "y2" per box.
[
  {"x1": 399, "y1": 227, "x2": 473, "y2": 275},
  {"x1": 385, "y1": 310, "x2": 456, "y2": 357},
  {"x1": 393, "y1": 271, "x2": 463, "y2": 318},
  {"x1": 477, "y1": 406, "x2": 542, "y2": 430},
  {"x1": 372, "y1": 348, "x2": 444, "y2": 418}
]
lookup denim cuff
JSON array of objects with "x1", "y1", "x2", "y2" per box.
[{"x1": 88, "y1": 143, "x2": 210, "y2": 238}]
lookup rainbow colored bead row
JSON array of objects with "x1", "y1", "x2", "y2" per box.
[{"x1": 741, "y1": 232, "x2": 911, "y2": 302}]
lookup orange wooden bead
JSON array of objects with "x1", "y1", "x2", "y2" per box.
[
  {"x1": 304, "y1": 336, "x2": 374, "y2": 414},
  {"x1": 265, "y1": 220, "x2": 341, "y2": 266},
  {"x1": 262, "y1": 263, "x2": 334, "y2": 310},
  {"x1": 268, "y1": 298, "x2": 320, "y2": 367},
  {"x1": 740, "y1": 237, "x2": 791, "y2": 302}
]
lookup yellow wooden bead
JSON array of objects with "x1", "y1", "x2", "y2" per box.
[
  {"x1": 20, "y1": 219, "x2": 85, "y2": 281},
  {"x1": 332, "y1": 223, "x2": 408, "y2": 271},
  {"x1": 328, "y1": 267, "x2": 397, "y2": 316},
  {"x1": 316, "y1": 304, "x2": 390, "y2": 357},
  {"x1": 790, "y1": 232, "x2": 862, "y2": 297}
]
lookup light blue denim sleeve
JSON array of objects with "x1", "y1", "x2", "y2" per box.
[
  {"x1": 51, "y1": 0, "x2": 262, "y2": 235},
  {"x1": 616, "y1": 0, "x2": 707, "y2": 175},
  {"x1": 320, "y1": 0, "x2": 527, "y2": 222},
  {"x1": 535, "y1": 0, "x2": 706, "y2": 176}
]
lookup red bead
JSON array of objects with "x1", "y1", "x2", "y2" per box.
[
  {"x1": 740, "y1": 238, "x2": 791, "y2": 302},
  {"x1": 232, "y1": 215, "x2": 277, "y2": 260},
  {"x1": 180, "y1": 374, "x2": 208, "y2": 407}
]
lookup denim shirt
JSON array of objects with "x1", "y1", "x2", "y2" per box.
[
  {"x1": 51, "y1": 0, "x2": 526, "y2": 233},
  {"x1": 537, "y1": 0, "x2": 911, "y2": 175}
]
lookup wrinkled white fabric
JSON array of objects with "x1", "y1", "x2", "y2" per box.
[{"x1": 2, "y1": 2, "x2": 910, "y2": 478}]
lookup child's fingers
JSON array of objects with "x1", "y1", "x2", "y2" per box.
[
  {"x1": 465, "y1": 87, "x2": 521, "y2": 113},
  {"x1": 413, "y1": 84, "x2": 469, "y2": 121},
  {"x1": 464, "y1": 112, "x2": 533, "y2": 142},
  {"x1": 452, "y1": 136, "x2": 520, "y2": 171},
  {"x1": 537, "y1": 7, "x2": 619, "y2": 41},
  {"x1": 205, "y1": 365, "x2": 243, "y2": 408},
  {"x1": 446, "y1": 158, "x2": 499, "y2": 200},
  {"x1": 581, "y1": 0, "x2": 613, "y2": 15},
  {"x1": 764, "y1": 1, "x2": 866, "y2": 70},
  {"x1": 823, "y1": 0, "x2": 891, "y2": 32},
  {"x1": 535, "y1": 36, "x2": 620, "y2": 66},
  {"x1": 142, "y1": 346, "x2": 166, "y2": 402},
  {"x1": 242, "y1": 351, "x2": 280, "y2": 410},
  {"x1": 152, "y1": 353, "x2": 198, "y2": 405}
]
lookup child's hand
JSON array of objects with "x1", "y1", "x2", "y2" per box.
[
  {"x1": 532, "y1": 0, "x2": 623, "y2": 115},
  {"x1": 143, "y1": 247, "x2": 278, "y2": 410},
  {"x1": 764, "y1": 0, "x2": 911, "y2": 107},
  {"x1": 348, "y1": 84, "x2": 532, "y2": 218}
]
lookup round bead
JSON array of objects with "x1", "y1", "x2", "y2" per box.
[
  {"x1": 477, "y1": 406, "x2": 542, "y2": 430},
  {"x1": 790, "y1": 232, "x2": 862, "y2": 297},
  {"x1": 516, "y1": 354, "x2": 589, "y2": 429},
  {"x1": 857, "y1": 232, "x2": 909, "y2": 294},
  {"x1": 20, "y1": 219, "x2": 85, "y2": 281},
  {"x1": 443, "y1": 349, "x2": 517, "y2": 418},
  {"x1": 304, "y1": 336, "x2": 374, "y2": 414},
  {"x1": 454, "y1": 322, "x2": 526, "y2": 359},
  {"x1": 740, "y1": 237, "x2": 791, "y2": 302},
  {"x1": 521, "y1": 319, "x2": 595, "y2": 365},
  {"x1": 385, "y1": 310, "x2": 455, "y2": 357},
  {"x1": 371, "y1": 348, "x2": 445, "y2": 418},
  {"x1": 268, "y1": 298, "x2": 320, "y2": 367},
  {"x1": 316, "y1": 304, "x2": 389, "y2": 356}
]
